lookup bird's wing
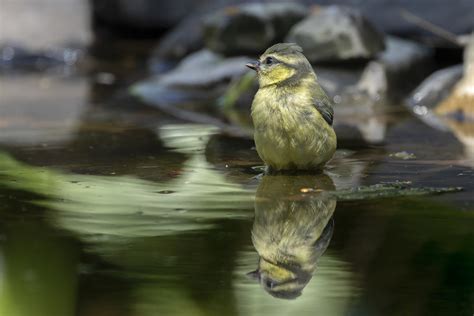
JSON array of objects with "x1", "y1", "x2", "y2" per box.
[{"x1": 312, "y1": 86, "x2": 334, "y2": 126}]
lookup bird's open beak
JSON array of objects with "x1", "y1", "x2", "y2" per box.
[{"x1": 246, "y1": 60, "x2": 260, "y2": 71}]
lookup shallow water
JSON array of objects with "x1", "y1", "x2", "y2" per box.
[{"x1": 0, "y1": 43, "x2": 473, "y2": 316}]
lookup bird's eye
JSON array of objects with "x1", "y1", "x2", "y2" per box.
[
  {"x1": 265, "y1": 279, "x2": 276, "y2": 289},
  {"x1": 264, "y1": 56, "x2": 274, "y2": 65}
]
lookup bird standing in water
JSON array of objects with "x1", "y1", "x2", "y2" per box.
[{"x1": 246, "y1": 43, "x2": 337, "y2": 172}]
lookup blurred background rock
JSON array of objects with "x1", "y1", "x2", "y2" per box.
[
  {"x1": 2, "y1": 0, "x2": 473, "y2": 49},
  {"x1": 1, "y1": 0, "x2": 473, "y2": 150},
  {"x1": 0, "y1": 0, "x2": 92, "y2": 50}
]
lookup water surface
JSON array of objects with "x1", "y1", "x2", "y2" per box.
[{"x1": 0, "y1": 42, "x2": 473, "y2": 316}]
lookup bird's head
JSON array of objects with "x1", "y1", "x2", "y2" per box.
[
  {"x1": 246, "y1": 258, "x2": 312, "y2": 300},
  {"x1": 246, "y1": 43, "x2": 313, "y2": 88}
]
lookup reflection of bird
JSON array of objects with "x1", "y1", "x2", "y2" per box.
[
  {"x1": 248, "y1": 174, "x2": 336, "y2": 299},
  {"x1": 246, "y1": 43, "x2": 337, "y2": 171}
]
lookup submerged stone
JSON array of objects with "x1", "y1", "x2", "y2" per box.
[
  {"x1": 389, "y1": 151, "x2": 417, "y2": 160},
  {"x1": 334, "y1": 181, "x2": 462, "y2": 201},
  {"x1": 286, "y1": 6, "x2": 385, "y2": 63}
]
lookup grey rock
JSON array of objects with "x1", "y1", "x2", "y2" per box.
[
  {"x1": 132, "y1": 49, "x2": 250, "y2": 106},
  {"x1": 380, "y1": 36, "x2": 433, "y2": 70},
  {"x1": 286, "y1": 6, "x2": 385, "y2": 63},
  {"x1": 408, "y1": 65, "x2": 464, "y2": 110},
  {"x1": 356, "y1": 36, "x2": 434, "y2": 100},
  {"x1": 90, "y1": 0, "x2": 474, "y2": 47},
  {"x1": 316, "y1": 65, "x2": 365, "y2": 98},
  {"x1": 356, "y1": 62, "x2": 389, "y2": 99},
  {"x1": 203, "y1": 2, "x2": 307, "y2": 55},
  {"x1": 312, "y1": 0, "x2": 474, "y2": 47}
]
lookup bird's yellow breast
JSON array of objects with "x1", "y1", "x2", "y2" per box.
[{"x1": 251, "y1": 85, "x2": 336, "y2": 171}]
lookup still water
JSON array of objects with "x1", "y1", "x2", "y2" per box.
[{"x1": 0, "y1": 44, "x2": 473, "y2": 316}]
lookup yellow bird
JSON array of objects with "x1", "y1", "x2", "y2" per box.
[
  {"x1": 248, "y1": 174, "x2": 336, "y2": 299},
  {"x1": 246, "y1": 43, "x2": 337, "y2": 172}
]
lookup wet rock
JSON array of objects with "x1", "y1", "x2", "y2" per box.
[
  {"x1": 406, "y1": 36, "x2": 474, "y2": 167},
  {"x1": 356, "y1": 36, "x2": 434, "y2": 100},
  {"x1": 408, "y1": 66, "x2": 464, "y2": 112},
  {"x1": 406, "y1": 65, "x2": 463, "y2": 129},
  {"x1": 203, "y1": 2, "x2": 307, "y2": 55},
  {"x1": 132, "y1": 49, "x2": 250, "y2": 107},
  {"x1": 435, "y1": 34, "x2": 474, "y2": 120},
  {"x1": 286, "y1": 6, "x2": 385, "y2": 63}
]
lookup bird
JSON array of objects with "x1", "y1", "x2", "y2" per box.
[{"x1": 246, "y1": 43, "x2": 337, "y2": 172}]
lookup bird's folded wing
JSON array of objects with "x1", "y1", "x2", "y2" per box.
[{"x1": 313, "y1": 91, "x2": 334, "y2": 126}]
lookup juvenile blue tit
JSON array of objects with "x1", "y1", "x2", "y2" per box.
[{"x1": 246, "y1": 43, "x2": 337, "y2": 171}]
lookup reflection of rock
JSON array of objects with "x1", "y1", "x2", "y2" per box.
[
  {"x1": 0, "y1": 45, "x2": 84, "y2": 71},
  {"x1": 132, "y1": 50, "x2": 250, "y2": 107},
  {"x1": 334, "y1": 102, "x2": 389, "y2": 145},
  {"x1": 204, "y1": 3, "x2": 307, "y2": 56},
  {"x1": 442, "y1": 120, "x2": 474, "y2": 167},
  {"x1": 286, "y1": 6, "x2": 384, "y2": 63},
  {"x1": 0, "y1": 74, "x2": 87, "y2": 146},
  {"x1": 248, "y1": 174, "x2": 336, "y2": 299}
]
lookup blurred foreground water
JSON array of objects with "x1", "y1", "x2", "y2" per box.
[{"x1": 0, "y1": 58, "x2": 473, "y2": 315}]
